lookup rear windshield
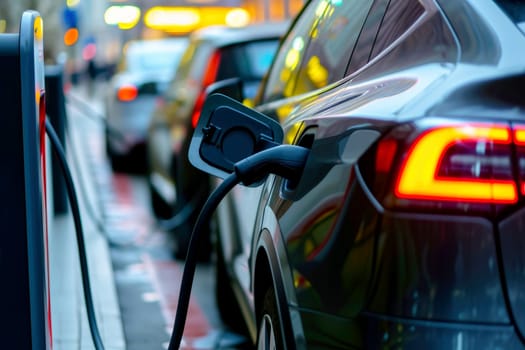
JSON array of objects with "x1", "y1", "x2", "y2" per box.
[
  {"x1": 173, "y1": 38, "x2": 279, "y2": 86},
  {"x1": 124, "y1": 40, "x2": 187, "y2": 75},
  {"x1": 218, "y1": 39, "x2": 280, "y2": 81},
  {"x1": 127, "y1": 51, "x2": 180, "y2": 72},
  {"x1": 241, "y1": 40, "x2": 280, "y2": 78}
]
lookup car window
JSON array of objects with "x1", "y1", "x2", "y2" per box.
[
  {"x1": 344, "y1": 0, "x2": 389, "y2": 75},
  {"x1": 217, "y1": 40, "x2": 280, "y2": 81},
  {"x1": 262, "y1": 0, "x2": 328, "y2": 102},
  {"x1": 369, "y1": 0, "x2": 425, "y2": 59},
  {"x1": 292, "y1": 0, "x2": 374, "y2": 95},
  {"x1": 217, "y1": 40, "x2": 281, "y2": 99}
]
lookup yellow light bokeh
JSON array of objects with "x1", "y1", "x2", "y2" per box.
[
  {"x1": 144, "y1": 7, "x2": 200, "y2": 31},
  {"x1": 0, "y1": 20, "x2": 7, "y2": 33},
  {"x1": 66, "y1": 0, "x2": 80, "y2": 8},
  {"x1": 144, "y1": 6, "x2": 251, "y2": 34},
  {"x1": 104, "y1": 5, "x2": 141, "y2": 30},
  {"x1": 225, "y1": 8, "x2": 250, "y2": 27}
]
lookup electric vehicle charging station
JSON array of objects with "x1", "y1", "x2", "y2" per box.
[{"x1": 0, "y1": 10, "x2": 51, "y2": 349}]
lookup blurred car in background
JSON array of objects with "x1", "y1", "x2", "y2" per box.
[
  {"x1": 105, "y1": 37, "x2": 188, "y2": 171},
  {"x1": 188, "y1": 0, "x2": 525, "y2": 348},
  {"x1": 146, "y1": 22, "x2": 288, "y2": 259}
]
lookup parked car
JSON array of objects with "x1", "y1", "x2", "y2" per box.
[
  {"x1": 105, "y1": 37, "x2": 188, "y2": 171},
  {"x1": 146, "y1": 22, "x2": 288, "y2": 259},
  {"x1": 189, "y1": 0, "x2": 525, "y2": 348}
]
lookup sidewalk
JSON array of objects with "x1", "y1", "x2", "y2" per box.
[{"x1": 47, "y1": 83, "x2": 126, "y2": 350}]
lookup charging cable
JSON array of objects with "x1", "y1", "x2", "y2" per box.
[
  {"x1": 62, "y1": 90, "x2": 310, "y2": 350},
  {"x1": 46, "y1": 119, "x2": 105, "y2": 350},
  {"x1": 167, "y1": 144, "x2": 309, "y2": 349}
]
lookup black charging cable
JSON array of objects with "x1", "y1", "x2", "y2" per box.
[
  {"x1": 167, "y1": 144, "x2": 309, "y2": 349},
  {"x1": 45, "y1": 118, "x2": 105, "y2": 350}
]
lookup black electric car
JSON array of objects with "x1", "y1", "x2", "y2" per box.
[{"x1": 189, "y1": 0, "x2": 525, "y2": 348}]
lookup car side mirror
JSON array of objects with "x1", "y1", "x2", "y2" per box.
[{"x1": 188, "y1": 93, "x2": 283, "y2": 180}]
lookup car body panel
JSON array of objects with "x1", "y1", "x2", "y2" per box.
[{"x1": 500, "y1": 208, "x2": 525, "y2": 340}]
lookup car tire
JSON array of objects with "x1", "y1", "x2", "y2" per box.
[
  {"x1": 257, "y1": 286, "x2": 285, "y2": 350},
  {"x1": 105, "y1": 129, "x2": 125, "y2": 172},
  {"x1": 215, "y1": 234, "x2": 248, "y2": 335}
]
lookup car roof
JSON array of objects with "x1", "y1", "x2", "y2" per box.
[{"x1": 190, "y1": 21, "x2": 289, "y2": 47}]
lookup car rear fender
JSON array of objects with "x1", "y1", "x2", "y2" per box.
[{"x1": 254, "y1": 225, "x2": 305, "y2": 349}]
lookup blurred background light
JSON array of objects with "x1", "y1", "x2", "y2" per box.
[
  {"x1": 104, "y1": 5, "x2": 141, "y2": 30},
  {"x1": 144, "y1": 7, "x2": 200, "y2": 32},
  {"x1": 63, "y1": 28, "x2": 79, "y2": 46},
  {"x1": 66, "y1": 0, "x2": 81, "y2": 8},
  {"x1": 82, "y1": 43, "x2": 97, "y2": 60},
  {"x1": 225, "y1": 8, "x2": 250, "y2": 27},
  {"x1": 144, "y1": 6, "x2": 250, "y2": 34}
]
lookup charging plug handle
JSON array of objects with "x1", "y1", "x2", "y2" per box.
[
  {"x1": 234, "y1": 145, "x2": 309, "y2": 186},
  {"x1": 168, "y1": 144, "x2": 309, "y2": 349}
]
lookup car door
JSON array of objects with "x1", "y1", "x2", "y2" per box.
[{"x1": 229, "y1": 0, "x2": 383, "y2": 311}]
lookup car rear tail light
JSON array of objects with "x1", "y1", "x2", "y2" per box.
[
  {"x1": 191, "y1": 51, "x2": 221, "y2": 129},
  {"x1": 191, "y1": 92, "x2": 207, "y2": 129},
  {"x1": 370, "y1": 120, "x2": 522, "y2": 213},
  {"x1": 395, "y1": 124, "x2": 516, "y2": 203},
  {"x1": 117, "y1": 84, "x2": 138, "y2": 102},
  {"x1": 513, "y1": 126, "x2": 525, "y2": 195}
]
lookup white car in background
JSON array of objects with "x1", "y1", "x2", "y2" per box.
[{"x1": 105, "y1": 37, "x2": 188, "y2": 172}]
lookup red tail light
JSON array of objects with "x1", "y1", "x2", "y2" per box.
[
  {"x1": 191, "y1": 51, "x2": 221, "y2": 129},
  {"x1": 371, "y1": 120, "x2": 523, "y2": 212},
  {"x1": 513, "y1": 126, "x2": 525, "y2": 195},
  {"x1": 191, "y1": 92, "x2": 206, "y2": 129},
  {"x1": 117, "y1": 84, "x2": 138, "y2": 102},
  {"x1": 395, "y1": 124, "x2": 516, "y2": 204}
]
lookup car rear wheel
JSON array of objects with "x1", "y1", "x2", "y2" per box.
[
  {"x1": 105, "y1": 128, "x2": 126, "y2": 172},
  {"x1": 257, "y1": 286, "x2": 284, "y2": 350}
]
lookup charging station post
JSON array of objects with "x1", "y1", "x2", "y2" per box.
[
  {"x1": 0, "y1": 10, "x2": 51, "y2": 349},
  {"x1": 46, "y1": 65, "x2": 69, "y2": 215}
]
